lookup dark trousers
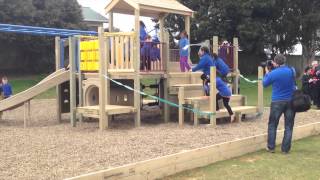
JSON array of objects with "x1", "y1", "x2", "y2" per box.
[
  {"x1": 216, "y1": 93, "x2": 233, "y2": 116},
  {"x1": 311, "y1": 84, "x2": 320, "y2": 107},
  {"x1": 268, "y1": 101, "x2": 296, "y2": 153}
]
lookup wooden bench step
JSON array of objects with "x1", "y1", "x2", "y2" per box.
[
  {"x1": 77, "y1": 105, "x2": 136, "y2": 118},
  {"x1": 200, "y1": 106, "x2": 258, "y2": 119}
]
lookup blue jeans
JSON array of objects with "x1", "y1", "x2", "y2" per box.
[{"x1": 267, "y1": 101, "x2": 296, "y2": 152}]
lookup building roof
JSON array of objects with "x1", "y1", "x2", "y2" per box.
[
  {"x1": 82, "y1": 7, "x2": 108, "y2": 23},
  {"x1": 105, "y1": 0, "x2": 193, "y2": 17}
]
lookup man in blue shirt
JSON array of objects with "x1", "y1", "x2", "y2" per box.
[
  {"x1": 192, "y1": 46, "x2": 215, "y2": 76},
  {"x1": 263, "y1": 54, "x2": 296, "y2": 154}
]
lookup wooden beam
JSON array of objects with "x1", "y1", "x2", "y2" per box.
[
  {"x1": 69, "y1": 37, "x2": 77, "y2": 127},
  {"x1": 185, "y1": 16, "x2": 191, "y2": 62},
  {"x1": 258, "y1": 66, "x2": 264, "y2": 114},
  {"x1": 23, "y1": 101, "x2": 31, "y2": 128},
  {"x1": 233, "y1": 37, "x2": 239, "y2": 94},
  {"x1": 178, "y1": 87, "x2": 185, "y2": 126},
  {"x1": 65, "y1": 122, "x2": 320, "y2": 180},
  {"x1": 98, "y1": 27, "x2": 108, "y2": 130},
  {"x1": 212, "y1": 36, "x2": 218, "y2": 54},
  {"x1": 210, "y1": 66, "x2": 217, "y2": 126},
  {"x1": 133, "y1": 9, "x2": 141, "y2": 127},
  {"x1": 76, "y1": 36, "x2": 83, "y2": 123},
  {"x1": 109, "y1": 11, "x2": 113, "y2": 32},
  {"x1": 55, "y1": 37, "x2": 62, "y2": 123}
]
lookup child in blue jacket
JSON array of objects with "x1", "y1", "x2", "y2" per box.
[
  {"x1": 179, "y1": 30, "x2": 191, "y2": 72},
  {"x1": 212, "y1": 53, "x2": 230, "y2": 78},
  {"x1": 2, "y1": 76, "x2": 12, "y2": 98},
  {"x1": 201, "y1": 75, "x2": 234, "y2": 120}
]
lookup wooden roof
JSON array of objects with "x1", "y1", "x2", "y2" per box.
[{"x1": 105, "y1": 0, "x2": 193, "y2": 17}]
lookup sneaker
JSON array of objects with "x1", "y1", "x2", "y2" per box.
[
  {"x1": 281, "y1": 151, "x2": 289, "y2": 155},
  {"x1": 266, "y1": 147, "x2": 275, "y2": 153}
]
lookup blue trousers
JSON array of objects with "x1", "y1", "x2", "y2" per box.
[{"x1": 267, "y1": 101, "x2": 296, "y2": 153}]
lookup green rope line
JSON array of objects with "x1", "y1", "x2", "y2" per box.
[
  {"x1": 239, "y1": 74, "x2": 262, "y2": 83},
  {"x1": 103, "y1": 75, "x2": 215, "y2": 117}
]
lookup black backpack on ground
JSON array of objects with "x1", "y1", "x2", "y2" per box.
[
  {"x1": 291, "y1": 90, "x2": 311, "y2": 112},
  {"x1": 289, "y1": 67, "x2": 311, "y2": 112}
]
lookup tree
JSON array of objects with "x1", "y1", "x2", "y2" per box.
[{"x1": 0, "y1": 0, "x2": 85, "y2": 73}]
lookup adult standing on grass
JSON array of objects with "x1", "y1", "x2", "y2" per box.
[{"x1": 263, "y1": 54, "x2": 296, "y2": 154}]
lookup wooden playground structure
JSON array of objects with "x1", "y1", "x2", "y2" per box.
[
  {"x1": 66, "y1": 0, "x2": 264, "y2": 130},
  {"x1": 0, "y1": 0, "x2": 264, "y2": 130}
]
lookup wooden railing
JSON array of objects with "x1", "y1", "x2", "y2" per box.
[{"x1": 104, "y1": 32, "x2": 135, "y2": 71}]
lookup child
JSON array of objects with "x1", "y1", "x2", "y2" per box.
[
  {"x1": 141, "y1": 35, "x2": 152, "y2": 71},
  {"x1": 201, "y1": 74, "x2": 234, "y2": 121},
  {"x1": 2, "y1": 76, "x2": 12, "y2": 99},
  {"x1": 179, "y1": 30, "x2": 191, "y2": 72},
  {"x1": 212, "y1": 53, "x2": 230, "y2": 80}
]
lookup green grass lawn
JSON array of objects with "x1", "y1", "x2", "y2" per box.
[
  {"x1": 10, "y1": 74, "x2": 56, "y2": 99},
  {"x1": 165, "y1": 135, "x2": 320, "y2": 180}
]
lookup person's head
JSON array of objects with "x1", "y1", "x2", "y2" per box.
[
  {"x1": 180, "y1": 30, "x2": 188, "y2": 39},
  {"x1": 2, "y1": 76, "x2": 8, "y2": 84},
  {"x1": 140, "y1": 21, "x2": 146, "y2": 28},
  {"x1": 146, "y1": 35, "x2": 152, "y2": 42},
  {"x1": 198, "y1": 46, "x2": 210, "y2": 57},
  {"x1": 304, "y1": 66, "x2": 312, "y2": 74},
  {"x1": 311, "y1": 61, "x2": 318, "y2": 68},
  {"x1": 212, "y1": 53, "x2": 218, "y2": 60},
  {"x1": 273, "y1": 54, "x2": 286, "y2": 67}
]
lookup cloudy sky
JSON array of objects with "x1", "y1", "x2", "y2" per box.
[{"x1": 77, "y1": 0, "x2": 155, "y2": 32}]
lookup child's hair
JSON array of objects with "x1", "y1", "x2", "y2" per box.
[
  {"x1": 200, "y1": 46, "x2": 210, "y2": 54},
  {"x1": 200, "y1": 74, "x2": 209, "y2": 82},
  {"x1": 140, "y1": 21, "x2": 146, "y2": 28},
  {"x1": 212, "y1": 53, "x2": 218, "y2": 59},
  {"x1": 304, "y1": 66, "x2": 311, "y2": 73},
  {"x1": 146, "y1": 35, "x2": 152, "y2": 40},
  {"x1": 180, "y1": 30, "x2": 188, "y2": 38}
]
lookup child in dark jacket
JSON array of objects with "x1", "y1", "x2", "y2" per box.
[{"x1": 2, "y1": 76, "x2": 12, "y2": 98}]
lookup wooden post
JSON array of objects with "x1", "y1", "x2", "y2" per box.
[
  {"x1": 194, "y1": 101, "x2": 199, "y2": 126},
  {"x1": 210, "y1": 66, "x2": 217, "y2": 126},
  {"x1": 134, "y1": 9, "x2": 141, "y2": 127},
  {"x1": 212, "y1": 36, "x2": 219, "y2": 54},
  {"x1": 55, "y1": 37, "x2": 62, "y2": 123},
  {"x1": 258, "y1": 66, "x2": 264, "y2": 114},
  {"x1": 69, "y1": 37, "x2": 77, "y2": 127},
  {"x1": 76, "y1": 36, "x2": 83, "y2": 123},
  {"x1": 163, "y1": 79, "x2": 170, "y2": 123},
  {"x1": 109, "y1": 11, "x2": 113, "y2": 32},
  {"x1": 185, "y1": 16, "x2": 191, "y2": 62},
  {"x1": 178, "y1": 87, "x2": 185, "y2": 126},
  {"x1": 23, "y1": 101, "x2": 31, "y2": 128},
  {"x1": 233, "y1": 37, "x2": 239, "y2": 94},
  {"x1": 98, "y1": 27, "x2": 108, "y2": 130}
]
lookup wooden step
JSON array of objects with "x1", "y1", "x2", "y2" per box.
[
  {"x1": 200, "y1": 106, "x2": 258, "y2": 119},
  {"x1": 77, "y1": 105, "x2": 136, "y2": 118},
  {"x1": 169, "y1": 83, "x2": 203, "y2": 95},
  {"x1": 185, "y1": 95, "x2": 246, "y2": 111}
]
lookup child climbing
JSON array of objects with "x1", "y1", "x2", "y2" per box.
[
  {"x1": 200, "y1": 74, "x2": 234, "y2": 121},
  {"x1": 212, "y1": 53, "x2": 230, "y2": 80},
  {"x1": 179, "y1": 30, "x2": 191, "y2": 72},
  {"x1": 2, "y1": 76, "x2": 12, "y2": 99}
]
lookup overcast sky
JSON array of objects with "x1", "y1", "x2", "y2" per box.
[{"x1": 77, "y1": 0, "x2": 155, "y2": 32}]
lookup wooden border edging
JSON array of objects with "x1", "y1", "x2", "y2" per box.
[{"x1": 65, "y1": 122, "x2": 320, "y2": 180}]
